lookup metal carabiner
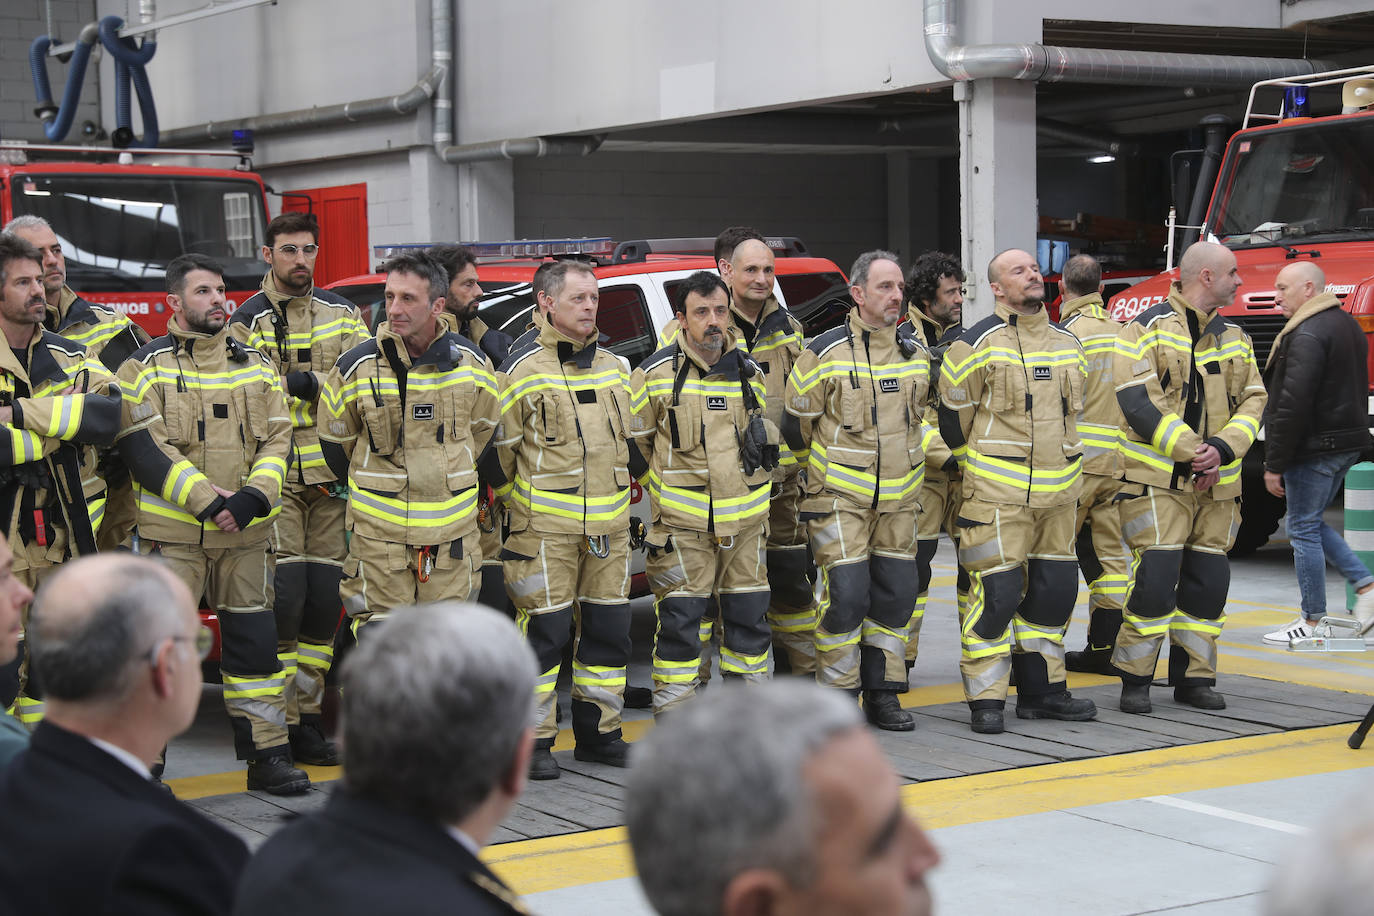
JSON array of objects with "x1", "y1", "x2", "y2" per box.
[
  {"x1": 586, "y1": 534, "x2": 611, "y2": 558},
  {"x1": 416, "y1": 545, "x2": 434, "y2": 583},
  {"x1": 713, "y1": 534, "x2": 735, "y2": 550}
]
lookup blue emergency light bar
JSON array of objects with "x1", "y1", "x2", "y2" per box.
[{"x1": 372, "y1": 237, "x2": 614, "y2": 262}]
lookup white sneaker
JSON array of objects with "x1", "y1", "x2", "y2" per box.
[
  {"x1": 1262, "y1": 618, "x2": 1314, "y2": 645},
  {"x1": 1354, "y1": 589, "x2": 1374, "y2": 635}
]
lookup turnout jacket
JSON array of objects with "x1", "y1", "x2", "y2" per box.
[
  {"x1": 1058, "y1": 292, "x2": 1125, "y2": 478},
  {"x1": 939, "y1": 303, "x2": 1087, "y2": 508},
  {"x1": 898, "y1": 305, "x2": 961, "y2": 473},
  {"x1": 0, "y1": 328, "x2": 120, "y2": 553},
  {"x1": 230, "y1": 273, "x2": 371, "y2": 486},
  {"x1": 48, "y1": 286, "x2": 150, "y2": 370},
  {"x1": 1262, "y1": 292, "x2": 1371, "y2": 473},
  {"x1": 659, "y1": 294, "x2": 804, "y2": 475},
  {"x1": 116, "y1": 322, "x2": 291, "y2": 546},
  {"x1": 320, "y1": 322, "x2": 499, "y2": 547},
  {"x1": 1114, "y1": 284, "x2": 1266, "y2": 498},
  {"x1": 629, "y1": 337, "x2": 772, "y2": 536},
  {"x1": 494, "y1": 320, "x2": 634, "y2": 537},
  {"x1": 784, "y1": 308, "x2": 931, "y2": 513},
  {"x1": 443, "y1": 311, "x2": 514, "y2": 370}
]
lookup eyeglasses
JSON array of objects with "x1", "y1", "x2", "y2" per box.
[
  {"x1": 150, "y1": 625, "x2": 214, "y2": 664},
  {"x1": 272, "y1": 244, "x2": 319, "y2": 257}
]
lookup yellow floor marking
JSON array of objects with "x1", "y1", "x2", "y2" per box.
[
  {"x1": 483, "y1": 724, "x2": 1374, "y2": 896},
  {"x1": 168, "y1": 763, "x2": 343, "y2": 800}
]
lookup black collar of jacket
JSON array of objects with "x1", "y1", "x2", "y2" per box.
[
  {"x1": 48, "y1": 294, "x2": 97, "y2": 335},
  {"x1": 556, "y1": 339, "x2": 597, "y2": 369},
  {"x1": 754, "y1": 303, "x2": 793, "y2": 340},
  {"x1": 26, "y1": 332, "x2": 70, "y2": 388}
]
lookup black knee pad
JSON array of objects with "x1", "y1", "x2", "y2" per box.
[
  {"x1": 299, "y1": 563, "x2": 343, "y2": 642},
  {"x1": 478, "y1": 562, "x2": 508, "y2": 613},
  {"x1": 819, "y1": 560, "x2": 870, "y2": 634},
  {"x1": 272, "y1": 562, "x2": 309, "y2": 641},
  {"x1": 1125, "y1": 548, "x2": 1183, "y2": 619},
  {"x1": 576, "y1": 601, "x2": 633, "y2": 666},
  {"x1": 1020, "y1": 558, "x2": 1078, "y2": 627},
  {"x1": 915, "y1": 539, "x2": 939, "y2": 593},
  {"x1": 766, "y1": 547, "x2": 813, "y2": 608},
  {"x1": 971, "y1": 566, "x2": 1024, "y2": 640},
  {"x1": 956, "y1": 563, "x2": 970, "y2": 594},
  {"x1": 219, "y1": 611, "x2": 284, "y2": 676},
  {"x1": 871, "y1": 555, "x2": 919, "y2": 628},
  {"x1": 656, "y1": 595, "x2": 709, "y2": 662},
  {"x1": 719, "y1": 590, "x2": 771, "y2": 655},
  {"x1": 1176, "y1": 549, "x2": 1229, "y2": 620},
  {"x1": 1075, "y1": 524, "x2": 1104, "y2": 584},
  {"x1": 526, "y1": 605, "x2": 575, "y2": 669}
]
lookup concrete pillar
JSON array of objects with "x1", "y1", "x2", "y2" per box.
[
  {"x1": 457, "y1": 161, "x2": 514, "y2": 242},
  {"x1": 956, "y1": 78, "x2": 1038, "y2": 324}
]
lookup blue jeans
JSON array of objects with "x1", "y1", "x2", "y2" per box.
[{"x1": 1283, "y1": 450, "x2": 1374, "y2": 621}]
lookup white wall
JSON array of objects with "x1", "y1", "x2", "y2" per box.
[{"x1": 3, "y1": 0, "x2": 100, "y2": 143}]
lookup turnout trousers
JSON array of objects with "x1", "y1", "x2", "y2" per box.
[
  {"x1": 8, "y1": 539, "x2": 64, "y2": 727},
  {"x1": 648, "y1": 524, "x2": 771, "y2": 715},
  {"x1": 1111, "y1": 486, "x2": 1238, "y2": 687},
  {"x1": 956, "y1": 500, "x2": 1078, "y2": 708},
  {"x1": 271, "y1": 482, "x2": 347, "y2": 727},
  {"x1": 765, "y1": 469, "x2": 817, "y2": 676},
  {"x1": 340, "y1": 532, "x2": 480, "y2": 632},
  {"x1": 909, "y1": 468, "x2": 964, "y2": 668},
  {"x1": 808, "y1": 506, "x2": 918, "y2": 692},
  {"x1": 504, "y1": 530, "x2": 631, "y2": 747},
  {"x1": 158, "y1": 539, "x2": 289, "y2": 760},
  {"x1": 1074, "y1": 473, "x2": 1131, "y2": 654}
]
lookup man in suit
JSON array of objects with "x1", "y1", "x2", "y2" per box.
[
  {"x1": 233, "y1": 601, "x2": 538, "y2": 916},
  {"x1": 0, "y1": 553, "x2": 249, "y2": 915}
]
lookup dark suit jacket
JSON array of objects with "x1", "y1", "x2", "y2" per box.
[
  {"x1": 0, "y1": 721, "x2": 248, "y2": 916},
  {"x1": 232, "y1": 790, "x2": 528, "y2": 916}
]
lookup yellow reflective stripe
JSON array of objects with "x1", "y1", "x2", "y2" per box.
[
  {"x1": 294, "y1": 442, "x2": 327, "y2": 470},
  {"x1": 32, "y1": 394, "x2": 85, "y2": 438},
  {"x1": 510, "y1": 478, "x2": 631, "y2": 523},
  {"x1": 5, "y1": 428, "x2": 43, "y2": 462},
  {"x1": 125, "y1": 362, "x2": 279, "y2": 400},
  {"x1": 877, "y1": 465, "x2": 924, "y2": 503},
  {"x1": 1150, "y1": 412, "x2": 1190, "y2": 457},
  {"x1": 277, "y1": 650, "x2": 299, "y2": 677},
  {"x1": 789, "y1": 358, "x2": 928, "y2": 395},
  {"x1": 222, "y1": 672, "x2": 286, "y2": 698},
  {"x1": 572, "y1": 664, "x2": 627, "y2": 687},
  {"x1": 296, "y1": 643, "x2": 334, "y2": 668},
  {"x1": 652, "y1": 657, "x2": 699, "y2": 683},
  {"x1": 719, "y1": 649, "x2": 769, "y2": 675},
  {"x1": 160, "y1": 459, "x2": 211, "y2": 506},
  {"x1": 349, "y1": 485, "x2": 478, "y2": 529},
  {"x1": 1119, "y1": 438, "x2": 1175, "y2": 472},
  {"x1": 501, "y1": 368, "x2": 627, "y2": 415}
]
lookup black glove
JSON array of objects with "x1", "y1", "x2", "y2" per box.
[
  {"x1": 740, "y1": 415, "x2": 778, "y2": 476},
  {"x1": 223, "y1": 488, "x2": 269, "y2": 529},
  {"x1": 285, "y1": 371, "x2": 318, "y2": 400}
]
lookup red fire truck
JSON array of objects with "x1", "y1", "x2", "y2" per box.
[
  {"x1": 1108, "y1": 65, "x2": 1374, "y2": 554},
  {"x1": 0, "y1": 142, "x2": 271, "y2": 338}
]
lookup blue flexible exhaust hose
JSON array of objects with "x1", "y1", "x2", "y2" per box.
[{"x1": 28, "y1": 30, "x2": 98, "y2": 142}]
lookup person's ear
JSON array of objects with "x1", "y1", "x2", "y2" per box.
[
  {"x1": 149, "y1": 638, "x2": 176, "y2": 699},
  {"x1": 721, "y1": 869, "x2": 788, "y2": 916}
]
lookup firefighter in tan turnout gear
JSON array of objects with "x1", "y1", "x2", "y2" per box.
[
  {"x1": 1058, "y1": 254, "x2": 1131, "y2": 675},
  {"x1": 899, "y1": 251, "x2": 967, "y2": 676},
  {"x1": 938, "y1": 248, "x2": 1096, "y2": 735},
  {"x1": 230, "y1": 212, "x2": 370, "y2": 768},
  {"x1": 630, "y1": 271, "x2": 777, "y2": 714},
  {"x1": 319, "y1": 252, "x2": 500, "y2": 632},
  {"x1": 116, "y1": 254, "x2": 305, "y2": 794},
  {"x1": 5, "y1": 215, "x2": 150, "y2": 553},
  {"x1": 783, "y1": 250, "x2": 929, "y2": 731},
  {"x1": 492, "y1": 260, "x2": 637, "y2": 781},
  {"x1": 1112, "y1": 241, "x2": 1266, "y2": 714},
  {"x1": 0, "y1": 233, "x2": 121, "y2": 728}
]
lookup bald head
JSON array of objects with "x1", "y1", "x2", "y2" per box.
[
  {"x1": 29, "y1": 554, "x2": 193, "y2": 705},
  {"x1": 987, "y1": 248, "x2": 1046, "y2": 315},
  {"x1": 1274, "y1": 260, "x2": 1327, "y2": 318},
  {"x1": 1177, "y1": 241, "x2": 1243, "y2": 313}
]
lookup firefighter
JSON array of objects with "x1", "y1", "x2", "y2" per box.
[
  {"x1": 899, "y1": 251, "x2": 967, "y2": 676},
  {"x1": 1112, "y1": 241, "x2": 1266, "y2": 713},
  {"x1": 938, "y1": 248, "x2": 1096, "y2": 735},
  {"x1": 658, "y1": 228, "x2": 816, "y2": 678},
  {"x1": 116, "y1": 253, "x2": 306, "y2": 794},
  {"x1": 430, "y1": 244, "x2": 514, "y2": 614},
  {"x1": 0, "y1": 233, "x2": 121, "y2": 727},
  {"x1": 492, "y1": 260, "x2": 636, "y2": 780},
  {"x1": 782, "y1": 250, "x2": 929, "y2": 731},
  {"x1": 318, "y1": 251, "x2": 500, "y2": 632},
  {"x1": 1057, "y1": 254, "x2": 1131, "y2": 675},
  {"x1": 229, "y1": 212, "x2": 370, "y2": 768},
  {"x1": 4, "y1": 215, "x2": 149, "y2": 552},
  {"x1": 630, "y1": 270, "x2": 777, "y2": 714}
]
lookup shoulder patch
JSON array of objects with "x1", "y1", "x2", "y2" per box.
[
  {"x1": 229, "y1": 291, "x2": 272, "y2": 325},
  {"x1": 336, "y1": 339, "x2": 380, "y2": 377},
  {"x1": 960, "y1": 314, "x2": 1007, "y2": 348},
  {"x1": 807, "y1": 325, "x2": 849, "y2": 357}
]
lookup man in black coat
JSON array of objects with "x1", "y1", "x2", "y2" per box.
[
  {"x1": 233, "y1": 601, "x2": 538, "y2": 916},
  {"x1": 0, "y1": 554, "x2": 248, "y2": 915},
  {"x1": 1261, "y1": 260, "x2": 1374, "y2": 644}
]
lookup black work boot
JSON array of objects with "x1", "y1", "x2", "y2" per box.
[
  {"x1": 1174, "y1": 685, "x2": 1226, "y2": 709},
  {"x1": 970, "y1": 707, "x2": 1005, "y2": 734},
  {"x1": 623, "y1": 685, "x2": 653, "y2": 709},
  {"x1": 247, "y1": 754, "x2": 311, "y2": 796},
  {"x1": 1120, "y1": 682, "x2": 1152, "y2": 714},
  {"x1": 574, "y1": 736, "x2": 632, "y2": 767},
  {"x1": 529, "y1": 738, "x2": 559, "y2": 780},
  {"x1": 1064, "y1": 648, "x2": 1119, "y2": 676},
  {"x1": 289, "y1": 721, "x2": 341, "y2": 767},
  {"x1": 1016, "y1": 690, "x2": 1097, "y2": 721},
  {"x1": 863, "y1": 690, "x2": 915, "y2": 732}
]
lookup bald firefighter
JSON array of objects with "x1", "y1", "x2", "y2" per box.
[
  {"x1": 783, "y1": 250, "x2": 929, "y2": 731},
  {"x1": 631, "y1": 271, "x2": 777, "y2": 714}
]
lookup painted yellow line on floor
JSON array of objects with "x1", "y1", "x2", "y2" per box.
[
  {"x1": 484, "y1": 724, "x2": 1374, "y2": 896},
  {"x1": 168, "y1": 763, "x2": 342, "y2": 800},
  {"x1": 1219, "y1": 651, "x2": 1374, "y2": 694}
]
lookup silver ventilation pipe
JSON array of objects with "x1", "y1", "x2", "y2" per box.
[{"x1": 923, "y1": 0, "x2": 1337, "y2": 87}]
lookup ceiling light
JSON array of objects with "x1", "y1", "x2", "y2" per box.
[{"x1": 1088, "y1": 154, "x2": 1116, "y2": 164}]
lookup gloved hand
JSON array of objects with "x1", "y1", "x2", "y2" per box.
[
  {"x1": 740, "y1": 415, "x2": 779, "y2": 475},
  {"x1": 285, "y1": 371, "x2": 318, "y2": 400},
  {"x1": 223, "y1": 488, "x2": 269, "y2": 529}
]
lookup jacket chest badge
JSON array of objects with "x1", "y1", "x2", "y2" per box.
[
  {"x1": 412, "y1": 403, "x2": 435, "y2": 421},
  {"x1": 706, "y1": 395, "x2": 728, "y2": 410},
  {"x1": 878, "y1": 378, "x2": 900, "y2": 393},
  {"x1": 1032, "y1": 367, "x2": 1052, "y2": 381}
]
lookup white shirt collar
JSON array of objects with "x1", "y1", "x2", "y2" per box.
[
  {"x1": 86, "y1": 736, "x2": 153, "y2": 780},
  {"x1": 444, "y1": 824, "x2": 481, "y2": 858}
]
